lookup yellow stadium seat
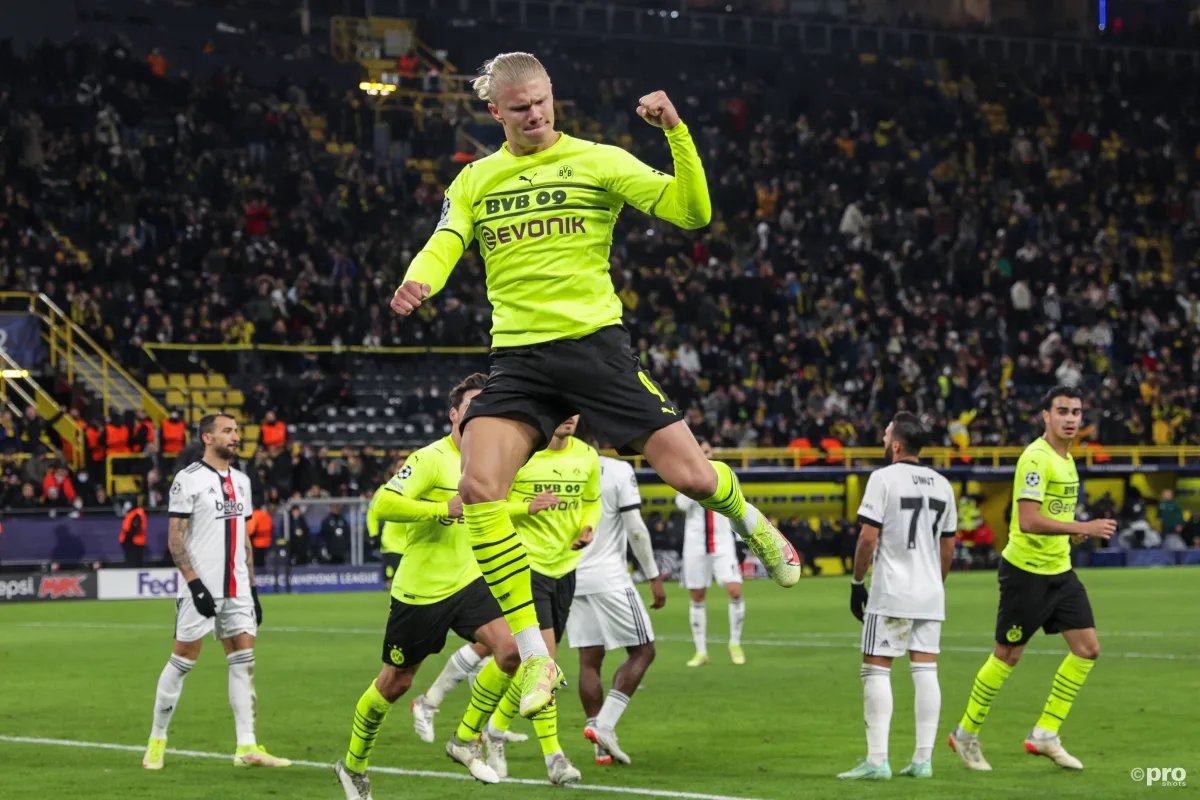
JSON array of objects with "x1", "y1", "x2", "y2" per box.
[
  {"x1": 190, "y1": 408, "x2": 205, "y2": 423},
  {"x1": 226, "y1": 389, "x2": 245, "y2": 407},
  {"x1": 165, "y1": 390, "x2": 186, "y2": 408},
  {"x1": 238, "y1": 442, "x2": 258, "y2": 459},
  {"x1": 168, "y1": 374, "x2": 188, "y2": 390},
  {"x1": 112, "y1": 475, "x2": 142, "y2": 495},
  {"x1": 228, "y1": 408, "x2": 247, "y2": 423},
  {"x1": 207, "y1": 374, "x2": 229, "y2": 390},
  {"x1": 243, "y1": 424, "x2": 261, "y2": 442},
  {"x1": 205, "y1": 391, "x2": 226, "y2": 407},
  {"x1": 147, "y1": 374, "x2": 167, "y2": 392},
  {"x1": 188, "y1": 374, "x2": 208, "y2": 390}
]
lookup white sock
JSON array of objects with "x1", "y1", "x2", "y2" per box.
[
  {"x1": 544, "y1": 750, "x2": 562, "y2": 768},
  {"x1": 486, "y1": 719, "x2": 504, "y2": 739},
  {"x1": 689, "y1": 601, "x2": 707, "y2": 656},
  {"x1": 150, "y1": 654, "x2": 194, "y2": 739},
  {"x1": 911, "y1": 662, "x2": 940, "y2": 764},
  {"x1": 728, "y1": 597, "x2": 745, "y2": 646},
  {"x1": 586, "y1": 716, "x2": 598, "y2": 729},
  {"x1": 862, "y1": 664, "x2": 892, "y2": 767},
  {"x1": 515, "y1": 626, "x2": 550, "y2": 660},
  {"x1": 227, "y1": 649, "x2": 257, "y2": 748},
  {"x1": 726, "y1": 501, "x2": 762, "y2": 540},
  {"x1": 425, "y1": 644, "x2": 483, "y2": 708},
  {"x1": 1031, "y1": 724, "x2": 1057, "y2": 740},
  {"x1": 596, "y1": 689, "x2": 630, "y2": 731}
]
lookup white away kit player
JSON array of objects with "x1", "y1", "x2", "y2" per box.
[
  {"x1": 677, "y1": 439, "x2": 746, "y2": 666},
  {"x1": 142, "y1": 413, "x2": 290, "y2": 770},
  {"x1": 567, "y1": 452, "x2": 666, "y2": 765},
  {"x1": 838, "y1": 412, "x2": 956, "y2": 781}
]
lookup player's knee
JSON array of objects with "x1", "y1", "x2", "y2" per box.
[
  {"x1": 375, "y1": 667, "x2": 412, "y2": 702},
  {"x1": 992, "y1": 644, "x2": 1022, "y2": 667},
  {"x1": 726, "y1": 585, "x2": 743, "y2": 601},
  {"x1": 458, "y1": 472, "x2": 506, "y2": 505},
  {"x1": 1074, "y1": 641, "x2": 1100, "y2": 660},
  {"x1": 633, "y1": 641, "x2": 656, "y2": 665}
]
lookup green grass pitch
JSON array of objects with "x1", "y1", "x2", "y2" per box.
[{"x1": 1, "y1": 568, "x2": 1196, "y2": 799}]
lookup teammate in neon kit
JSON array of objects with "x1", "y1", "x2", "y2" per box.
[
  {"x1": 389, "y1": 50, "x2": 800, "y2": 721},
  {"x1": 142, "y1": 413, "x2": 290, "y2": 770}
]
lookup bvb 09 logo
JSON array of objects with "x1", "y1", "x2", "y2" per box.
[
  {"x1": 389, "y1": 645, "x2": 405, "y2": 665},
  {"x1": 1005, "y1": 625, "x2": 1024, "y2": 643}
]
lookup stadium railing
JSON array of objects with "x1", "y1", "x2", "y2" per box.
[
  {"x1": 0, "y1": 347, "x2": 85, "y2": 469},
  {"x1": 0, "y1": 292, "x2": 167, "y2": 424}
]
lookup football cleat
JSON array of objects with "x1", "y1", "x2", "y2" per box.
[
  {"x1": 837, "y1": 759, "x2": 891, "y2": 780},
  {"x1": 686, "y1": 653, "x2": 710, "y2": 667},
  {"x1": 333, "y1": 758, "x2": 373, "y2": 800},
  {"x1": 142, "y1": 737, "x2": 166, "y2": 770},
  {"x1": 233, "y1": 744, "x2": 291, "y2": 767},
  {"x1": 546, "y1": 753, "x2": 582, "y2": 785},
  {"x1": 446, "y1": 736, "x2": 501, "y2": 784},
  {"x1": 411, "y1": 694, "x2": 438, "y2": 743},
  {"x1": 744, "y1": 517, "x2": 801, "y2": 587},
  {"x1": 516, "y1": 656, "x2": 565, "y2": 718},
  {"x1": 729, "y1": 644, "x2": 746, "y2": 665},
  {"x1": 899, "y1": 760, "x2": 933, "y2": 778},
  {"x1": 1024, "y1": 733, "x2": 1083, "y2": 770},
  {"x1": 484, "y1": 729, "x2": 508, "y2": 779},
  {"x1": 584, "y1": 725, "x2": 630, "y2": 765},
  {"x1": 947, "y1": 727, "x2": 992, "y2": 771}
]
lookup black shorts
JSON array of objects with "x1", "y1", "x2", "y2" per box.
[
  {"x1": 460, "y1": 325, "x2": 683, "y2": 454},
  {"x1": 381, "y1": 552, "x2": 402, "y2": 583},
  {"x1": 994, "y1": 559, "x2": 1095, "y2": 646},
  {"x1": 380, "y1": 577, "x2": 502, "y2": 668},
  {"x1": 532, "y1": 569, "x2": 576, "y2": 643}
]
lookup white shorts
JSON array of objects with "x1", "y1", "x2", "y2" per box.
[
  {"x1": 175, "y1": 595, "x2": 257, "y2": 643},
  {"x1": 861, "y1": 613, "x2": 941, "y2": 658},
  {"x1": 566, "y1": 588, "x2": 654, "y2": 650},
  {"x1": 680, "y1": 548, "x2": 742, "y2": 590}
]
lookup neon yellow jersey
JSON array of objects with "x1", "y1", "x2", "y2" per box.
[
  {"x1": 374, "y1": 437, "x2": 477, "y2": 604},
  {"x1": 1003, "y1": 437, "x2": 1080, "y2": 575},
  {"x1": 509, "y1": 437, "x2": 602, "y2": 579},
  {"x1": 404, "y1": 125, "x2": 710, "y2": 348},
  {"x1": 366, "y1": 503, "x2": 406, "y2": 555}
]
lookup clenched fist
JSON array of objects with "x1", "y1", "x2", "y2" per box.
[
  {"x1": 636, "y1": 91, "x2": 681, "y2": 130},
  {"x1": 391, "y1": 281, "x2": 431, "y2": 316}
]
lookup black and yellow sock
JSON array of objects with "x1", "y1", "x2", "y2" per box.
[
  {"x1": 959, "y1": 655, "x2": 1014, "y2": 734},
  {"x1": 532, "y1": 701, "x2": 560, "y2": 756},
  {"x1": 1035, "y1": 653, "x2": 1095, "y2": 734},
  {"x1": 489, "y1": 674, "x2": 521, "y2": 734},
  {"x1": 345, "y1": 681, "x2": 393, "y2": 772},
  {"x1": 697, "y1": 460, "x2": 747, "y2": 521},
  {"x1": 464, "y1": 500, "x2": 539, "y2": 634},
  {"x1": 456, "y1": 659, "x2": 512, "y2": 741}
]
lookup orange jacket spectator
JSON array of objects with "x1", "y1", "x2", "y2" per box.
[
  {"x1": 161, "y1": 415, "x2": 187, "y2": 456},
  {"x1": 85, "y1": 423, "x2": 105, "y2": 464},
  {"x1": 147, "y1": 49, "x2": 168, "y2": 78},
  {"x1": 105, "y1": 420, "x2": 130, "y2": 455},
  {"x1": 249, "y1": 508, "x2": 273, "y2": 549},
  {"x1": 42, "y1": 467, "x2": 76, "y2": 503},
  {"x1": 131, "y1": 416, "x2": 156, "y2": 453},
  {"x1": 121, "y1": 506, "x2": 148, "y2": 545},
  {"x1": 260, "y1": 412, "x2": 286, "y2": 450}
]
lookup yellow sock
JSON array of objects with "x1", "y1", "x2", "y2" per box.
[
  {"x1": 463, "y1": 500, "x2": 539, "y2": 635},
  {"x1": 489, "y1": 674, "x2": 521, "y2": 734},
  {"x1": 532, "y1": 700, "x2": 560, "y2": 756},
  {"x1": 697, "y1": 460, "x2": 747, "y2": 521},
  {"x1": 456, "y1": 659, "x2": 512, "y2": 741},
  {"x1": 960, "y1": 655, "x2": 1013, "y2": 734},
  {"x1": 1035, "y1": 653, "x2": 1095, "y2": 734},
  {"x1": 345, "y1": 681, "x2": 392, "y2": 772}
]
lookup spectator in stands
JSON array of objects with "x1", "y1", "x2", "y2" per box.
[
  {"x1": 159, "y1": 410, "x2": 187, "y2": 466},
  {"x1": 9, "y1": 482, "x2": 42, "y2": 510},
  {"x1": 130, "y1": 410, "x2": 156, "y2": 455},
  {"x1": 319, "y1": 505, "x2": 350, "y2": 564},
  {"x1": 259, "y1": 410, "x2": 287, "y2": 453},
  {"x1": 287, "y1": 504, "x2": 312, "y2": 566},
  {"x1": 42, "y1": 465, "x2": 76, "y2": 505},
  {"x1": 1157, "y1": 489, "x2": 1188, "y2": 549},
  {"x1": 0, "y1": 411, "x2": 18, "y2": 455},
  {"x1": 248, "y1": 506, "x2": 273, "y2": 568}
]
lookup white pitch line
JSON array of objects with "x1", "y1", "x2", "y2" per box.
[
  {"x1": 6, "y1": 621, "x2": 1197, "y2": 660},
  {"x1": 0, "y1": 735, "x2": 769, "y2": 800}
]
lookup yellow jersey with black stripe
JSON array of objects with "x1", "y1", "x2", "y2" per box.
[
  {"x1": 1004, "y1": 437, "x2": 1080, "y2": 575},
  {"x1": 374, "y1": 437, "x2": 475, "y2": 604},
  {"x1": 509, "y1": 437, "x2": 602, "y2": 579},
  {"x1": 404, "y1": 126, "x2": 710, "y2": 348}
]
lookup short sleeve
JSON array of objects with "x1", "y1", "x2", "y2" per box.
[
  {"x1": 434, "y1": 173, "x2": 476, "y2": 248},
  {"x1": 385, "y1": 452, "x2": 437, "y2": 500},
  {"x1": 1015, "y1": 455, "x2": 1046, "y2": 504},
  {"x1": 597, "y1": 145, "x2": 673, "y2": 216},
  {"x1": 857, "y1": 472, "x2": 887, "y2": 528},
  {"x1": 168, "y1": 473, "x2": 193, "y2": 518},
  {"x1": 616, "y1": 463, "x2": 642, "y2": 511}
]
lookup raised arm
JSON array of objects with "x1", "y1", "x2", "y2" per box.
[{"x1": 392, "y1": 179, "x2": 476, "y2": 315}]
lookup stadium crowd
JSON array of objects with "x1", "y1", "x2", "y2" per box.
[{"x1": 0, "y1": 31, "x2": 1197, "y2": 549}]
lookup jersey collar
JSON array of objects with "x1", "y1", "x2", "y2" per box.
[{"x1": 501, "y1": 131, "x2": 568, "y2": 161}]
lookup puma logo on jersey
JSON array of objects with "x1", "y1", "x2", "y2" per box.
[{"x1": 517, "y1": 174, "x2": 536, "y2": 186}]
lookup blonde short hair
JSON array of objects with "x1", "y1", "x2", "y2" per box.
[{"x1": 472, "y1": 52, "x2": 548, "y2": 103}]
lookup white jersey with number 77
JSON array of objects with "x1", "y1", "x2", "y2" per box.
[{"x1": 856, "y1": 462, "x2": 957, "y2": 621}]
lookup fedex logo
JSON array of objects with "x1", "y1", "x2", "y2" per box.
[{"x1": 138, "y1": 572, "x2": 178, "y2": 597}]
